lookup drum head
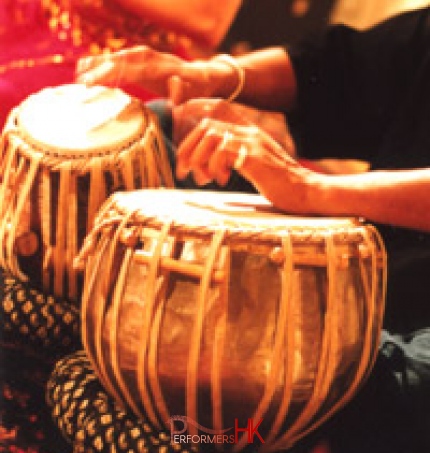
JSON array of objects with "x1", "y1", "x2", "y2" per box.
[
  {"x1": 16, "y1": 84, "x2": 146, "y2": 155},
  {"x1": 110, "y1": 189, "x2": 360, "y2": 236}
]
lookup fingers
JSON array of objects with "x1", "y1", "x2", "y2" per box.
[
  {"x1": 76, "y1": 46, "x2": 146, "y2": 75},
  {"x1": 175, "y1": 119, "x2": 208, "y2": 178},
  {"x1": 176, "y1": 119, "x2": 250, "y2": 186},
  {"x1": 232, "y1": 144, "x2": 249, "y2": 171},
  {"x1": 76, "y1": 47, "x2": 215, "y2": 104},
  {"x1": 168, "y1": 75, "x2": 193, "y2": 106},
  {"x1": 76, "y1": 58, "x2": 116, "y2": 85},
  {"x1": 75, "y1": 46, "x2": 171, "y2": 88},
  {"x1": 176, "y1": 116, "x2": 309, "y2": 215},
  {"x1": 207, "y1": 131, "x2": 234, "y2": 186},
  {"x1": 187, "y1": 127, "x2": 221, "y2": 185},
  {"x1": 76, "y1": 52, "x2": 127, "y2": 86}
]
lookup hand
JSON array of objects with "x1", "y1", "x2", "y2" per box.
[
  {"x1": 175, "y1": 117, "x2": 315, "y2": 214},
  {"x1": 173, "y1": 98, "x2": 296, "y2": 153},
  {"x1": 75, "y1": 45, "x2": 215, "y2": 104}
]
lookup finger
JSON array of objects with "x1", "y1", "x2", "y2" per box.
[
  {"x1": 187, "y1": 128, "x2": 221, "y2": 185},
  {"x1": 169, "y1": 75, "x2": 190, "y2": 105},
  {"x1": 192, "y1": 167, "x2": 213, "y2": 186},
  {"x1": 233, "y1": 144, "x2": 249, "y2": 171},
  {"x1": 76, "y1": 59, "x2": 116, "y2": 85},
  {"x1": 207, "y1": 132, "x2": 235, "y2": 186},
  {"x1": 172, "y1": 102, "x2": 202, "y2": 146},
  {"x1": 175, "y1": 119, "x2": 210, "y2": 179},
  {"x1": 75, "y1": 56, "x2": 93, "y2": 76},
  {"x1": 232, "y1": 141, "x2": 296, "y2": 198},
  {"x1": 75, "y1": 55, "x2": 107, "y2": 75},
  {"x1": 76, "y1": 46, "x2": 143, "y2": 76}
]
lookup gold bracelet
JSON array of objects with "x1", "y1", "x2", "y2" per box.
[{"x1": 214, "y1": 53, "x2": 245, "y2": 102}]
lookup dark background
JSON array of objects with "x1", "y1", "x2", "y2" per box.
[{"x1": 220, "y1": 0, "x2": 336, "y2": 53}]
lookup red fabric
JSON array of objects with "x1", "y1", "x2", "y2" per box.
[
  {"x1": 0, "y1": 2, "x2": 81, "y2": 129},
  {"x1": 0, "y1": 1, "x2": 191, "y2": 129}
]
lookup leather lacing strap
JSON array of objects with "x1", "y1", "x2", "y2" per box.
[
  {"x1": 268, "y1": 234, "x2": 340, "y2": 452},
  {"x1": 186, "y1": 229, "x2": 227, "y2": 438},
  {"x1": 53, "y1": 162, "x2": 71, "y2": 297},
  {"x1": 210, "y1": 243, "x2": 230, "y2": 435},
  {"x1": 137, "y1": 220, "x2": 174, "y2": 429},
  {"x1": 40, "y1": 167, "x2": 52, "y2": 290},
  {"x1": 108, "y1": 246, "x2": 139, "y2": 418},
  {"x1": 261, "y1": 234, "x2": 295, "y2": 447},
  {"x1": 271, "y1": 226, "x2": 387, "y2": 451},
  {"x1": 234, "y1": 233, "x2": 294, "y2": 452},
  {"x1": 0, "y1": 149, "x2": 41, "y2": 281},
  {"x1": 91, "y1": 209, "x2": 139, "y2": 411},
  {"x1": 147, "y1": 224, "x2": 181, "y2": 429}
]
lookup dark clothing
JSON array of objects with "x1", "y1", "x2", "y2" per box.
[
  {"x1": 284, "y1": 7, "x2": 430, "y2": 452},
  {"x1": 288, "y1": 7, "x2": 430, "y2": 335},
  {"x1": 302, "y1": 329, "x2": 430, "y2": 453},
  {"x1": 289, "y1": 7, "x2": 430, "y2": 167}
]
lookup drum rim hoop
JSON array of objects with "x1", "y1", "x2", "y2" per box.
[{"x1": 100, "y1": 191, "x2": 375, "y2": 247}]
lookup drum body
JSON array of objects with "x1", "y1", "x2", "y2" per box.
[
  {"x1": 0, "y1": 84, "x2": 173, "y2": 302},
  {"x1": 79, "y1": 189, "x2": 386, "y2": 451}
]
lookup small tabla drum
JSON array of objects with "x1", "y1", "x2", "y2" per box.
[
  {"x1": 77, "y1": 189, "x2": 386, "y2": 452},
  {"x1": 0, "y1": 84, "x2": 173, "y2": 303}
]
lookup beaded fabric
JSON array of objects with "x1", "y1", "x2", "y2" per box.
[
  {"x1": 41, "y1": 0, "x2": 182, "y2": 55},
  {"x1": 0, "y1": 271, "x2": 191, "y2": 453},
  {"x1": 0, "y1": 270, "x2": 193, "y2": 453},
  {"x1": 0, "y1": 269, "x2": 82, "y2": 357},
  {"x1": 0, "y1": 0, "x2": 184, "y2": 79},
  {"x1": 0, "y1": 269, "x2": 81, "y2": 453},
  {"x1": 46, "y1": 351, "x2": 196, "y2": 453}
]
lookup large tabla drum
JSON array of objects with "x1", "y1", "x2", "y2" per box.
[
  {"x1": 78, "y1": 189, "x2": 386, "y2": 451},
  {"x1": 0, "y1": 84, "x2": 173, "y2": 302}
]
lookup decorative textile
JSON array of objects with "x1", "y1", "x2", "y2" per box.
[
  {"x1": 0, "y1": 270, "x2": 80, "y2": 452},
  {"x1": 46, "y1": 351, "x2": 332, "y2": 453},
  {"x1": 46, "y1": 351, "x2": 194, "y2": 453},
  {"x1": 0, "y1": 270, "x2": 82, "y2": 357}
]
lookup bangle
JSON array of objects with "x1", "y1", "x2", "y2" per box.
[{"x1": 214, "y1": 53, "x2": 245, "y2": 102}]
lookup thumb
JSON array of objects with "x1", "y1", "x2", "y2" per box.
[{"x1": 168, "y1": 75, "x2": 189, "y2": 105}]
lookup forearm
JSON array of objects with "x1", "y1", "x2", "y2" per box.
[
  {"x1": 207, "y1": 47, "x2": 297, "y2": 111},
  {"x1": 314, "y1": 169, "x2": 430, "y2": 232}
]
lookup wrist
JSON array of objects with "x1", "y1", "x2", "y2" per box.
[
  {"x1": 308, "y1": 172, "x2": 364, "y2": 219},
  {"x1": 206, "y1": 54, "x2": 245, "y2": 101},
  {"x1": 298, "y1": 171, "x2": 339, "y2": 216}
]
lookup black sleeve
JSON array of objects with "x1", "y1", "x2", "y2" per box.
[{"x1": 287, "y1": 7, "x2": 430, "y2": 161}]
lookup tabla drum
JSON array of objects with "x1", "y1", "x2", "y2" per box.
[
  {"x1": 77, "y1": 189, "x2": 386, "y2": 451},
  {"x1": 0, "y1": 84, "x2": 173, "y2": 303}
]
